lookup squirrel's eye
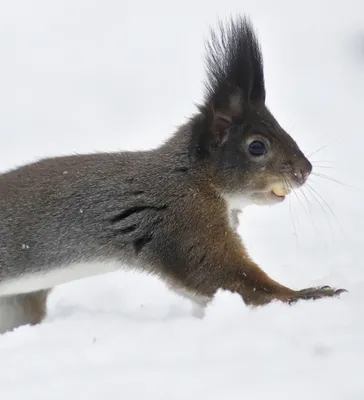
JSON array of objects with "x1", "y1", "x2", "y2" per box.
[{"x1": 248, "y1": 140, "x2": 267, "y2": 156}]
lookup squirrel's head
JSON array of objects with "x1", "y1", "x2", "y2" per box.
[{"x1": 192, "y1": 17, "x2": 312, "y2": 206}]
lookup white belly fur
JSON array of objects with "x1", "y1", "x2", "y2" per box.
[{"x1": 0, "y1": 261, "x2": 121, "y2": 296}]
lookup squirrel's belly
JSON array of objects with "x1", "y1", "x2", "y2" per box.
[{"x1": 0, "y1": 261, "x2": 121, "y2": 296}]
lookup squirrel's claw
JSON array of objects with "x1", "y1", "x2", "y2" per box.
[
  {"x1": 288, "y1": 286, "x2": 348, "y2": 304},
  {"x1": 333, "y1": 288, "x2": 348, "y2": 295}
]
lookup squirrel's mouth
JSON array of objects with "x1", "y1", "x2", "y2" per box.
[
  {"x1": 250, "y1": 184, "x2": 293, "y2": 206},
  {"x1": 271, "y1": 185, "x2": 292, "y2": 198},
  {"x1": 264, "y1": 185, "x2": 292, "y2": 204}
]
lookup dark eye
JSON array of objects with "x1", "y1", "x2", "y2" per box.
[{"x1": 248, "y1": 140, "x2": 267, "y2": 156}]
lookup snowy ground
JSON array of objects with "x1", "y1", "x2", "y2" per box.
[{"x1": 1, "y1": 0, "x2": 364, "y2": 399}]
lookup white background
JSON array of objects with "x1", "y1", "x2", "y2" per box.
[{"x1": 0, "y1": 0, "x2": 363, "y2": 398}]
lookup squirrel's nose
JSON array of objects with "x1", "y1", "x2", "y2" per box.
[{"x1": 295, "y1": 158, "x2": 312, "y2": 184}]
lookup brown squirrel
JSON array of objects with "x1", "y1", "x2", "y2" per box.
[{"x1": 0, "y1": 16, "x2": 346, "y2": 333}]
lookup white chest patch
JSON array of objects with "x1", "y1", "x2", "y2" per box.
[
  {"x1": 223, "y1": 193, "x2": 251, "y2": 211},
  {"x1": 222, "y1": 193, "x2": 251, "y2": 229},
  {"x1": 0, "y1": 261, "x2": 121, "y2": 296}
]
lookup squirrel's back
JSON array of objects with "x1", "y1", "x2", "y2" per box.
[{"x1": 0, "y1": 146, "x2": 198, "y2": 291}]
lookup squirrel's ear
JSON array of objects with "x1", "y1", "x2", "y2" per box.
[
  {"x1": 208, "y1": 85, "x2": 244, "y2": 144},
  {"x1": 201, "y1": 17, "x2": 266, "y2": 149}
]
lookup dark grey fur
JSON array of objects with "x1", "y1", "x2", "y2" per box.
[
  {"x1": 0, "y1": 140, "x2": 198, "y2": 281},
  {"x1": 0, "y1": 16, "x2": 343, "y2": 333}
]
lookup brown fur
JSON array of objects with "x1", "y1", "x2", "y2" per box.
[
  {"x1": 154, "y1": 181, "x2": 343, "y2": 307},
  {"x1": 0, "y1": 16, "x2": 346, "y2": 334}
]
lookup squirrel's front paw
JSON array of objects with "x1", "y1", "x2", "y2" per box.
[{"x1": 289, "y1": 286, "x2": 347, "y2": 304}]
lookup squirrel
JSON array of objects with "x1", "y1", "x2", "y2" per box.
[{"x1": 0, "y1": 16, "x2": 346, "y2": 333}]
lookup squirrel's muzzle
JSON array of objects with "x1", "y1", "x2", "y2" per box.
[{"x1": 294, "y1": 157, "x2": 312, "y2": 185}]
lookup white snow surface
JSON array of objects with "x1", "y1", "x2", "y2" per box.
[{"x1": 1, "y1": 0, "x2": 364, "y2": 399}]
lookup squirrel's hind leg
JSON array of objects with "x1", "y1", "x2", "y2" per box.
[
  {"x1": 166, "y1": 282, "x2": 211, "y2": 318},
  {"x1": 0, "y1": 289, "x2": 50, "y2": 334}
]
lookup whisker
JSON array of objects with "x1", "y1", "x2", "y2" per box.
[
  {"x1": 306, "y1": 182, "x2": 346, "y2": 240},
  {"x1": 298, "y1": 186, "x2": 319, "y2": 232},
  {"x1": 304, "y1": 183, "x2": 335, "y2": 241},
  {"x1": 311, "y1": 160, "x2": 334, "y2": 164},
  {"x1": 306, "y1": 134, "x2": 341, "y2": 158},
  {"x1": 287, "y1": 189, "x2": 299, "y2": 249},
  {"x1": 311, "y1": 172, "x2": 358, "y2": 190},
  {"x1": 307, "y1": 143, "x2": 331, "y2": 158},
  {"x1": 287, "y1": 123, "x2": 297, "y2": 132},
  {"x1": 312, "y1": 165, "x2": 336, "y2": 170},
  {"x1": 284, "y1": 177, "x2": 301, "y2": 246},
  {"x1": 285, "y1": 176, "x2": 316, "y2": 231}
]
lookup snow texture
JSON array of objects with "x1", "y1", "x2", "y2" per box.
[{"x1": 0, "y1": 0, "x2": 364, "y2": 399}]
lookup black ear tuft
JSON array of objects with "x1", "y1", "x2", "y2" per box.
[{"x1": 204, "y1": 16, "x2": 266, "y2": 131}]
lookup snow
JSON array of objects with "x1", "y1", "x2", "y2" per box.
[{"x1": 0, "y1": 0, "x2": 364, "y2": 398}]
